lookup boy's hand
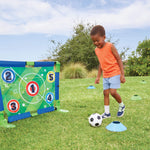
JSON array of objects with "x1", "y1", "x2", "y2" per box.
[
  {"x1": 95, "y1": 77, "x2": 100, "y2": 84},
  {"x1": 120, "y1": 74, "x2": 126, "y2": 83}
]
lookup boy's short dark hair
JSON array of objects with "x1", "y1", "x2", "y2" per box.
[{"x1": 90, "y1": 25, "x2": 105, "y2": 36}]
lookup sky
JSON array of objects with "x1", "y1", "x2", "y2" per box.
[{"x1": 0, "y1": 0, "x2": 150, "y2": 61}]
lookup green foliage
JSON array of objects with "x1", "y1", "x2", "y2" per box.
[
  {"x1": 62, "y1": 63, "x2": 87, "y2": 79},
  {"x1": 126, "y1": 39, "x2": 150, "y2": 76},
  {"x1": 136, "y1": 39, "x2": 150, "y2": 57}
]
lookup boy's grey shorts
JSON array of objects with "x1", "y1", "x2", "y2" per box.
[{"x1": 103, "y1": 75, "x2": 121, "y2": 90}]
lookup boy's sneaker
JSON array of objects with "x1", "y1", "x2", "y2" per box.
[
  {"x1": 101, "y1": 112, "x2": 111, "y2": 119},
  {"x1": 117, "y1": 105, "x2": 125, "y2": 117}
]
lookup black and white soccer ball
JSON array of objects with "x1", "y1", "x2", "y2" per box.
[{"x1": 88, "y1": 113, "x2": 102, "y2": 127}]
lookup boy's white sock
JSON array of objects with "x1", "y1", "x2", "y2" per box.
[
  {"x1": 119, "y1": 102, "x2": 124, "y2": 107},
  {"x1": 104, "y1": 105, "x2": 110, "y2": 114}
]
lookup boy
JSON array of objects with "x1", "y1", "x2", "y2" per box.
[{"x1": 90, "y1": 25, "x2": 126, "y2": 119}]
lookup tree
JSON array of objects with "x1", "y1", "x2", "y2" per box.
[
  {"x1": 136, "y1": 39, "x2": 150, "y2": 58},
  {"x1": 126, "y1": 39, "x2": 150, "y2": 76},
  {"x1": 120, "y1": 47, "x2": 129, "y2": 61},
  {"x1": 49, "y1": 23, "x2": 98, "y2": 70}
]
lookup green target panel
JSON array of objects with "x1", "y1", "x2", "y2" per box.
[{"x1": 0, "y1": 61, "x2": 60, "y2": 123}]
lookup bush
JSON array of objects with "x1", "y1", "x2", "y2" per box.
[
  {"x1": 87, "y1": 69, "x2": 98, "y2": 78},
  {"x1": 62, "y1": 63, "x2": 87, "y2": 79}
]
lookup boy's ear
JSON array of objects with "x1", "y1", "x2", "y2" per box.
[{"x1": 104, "y1": 35, "x2": 106, "y2": 39}]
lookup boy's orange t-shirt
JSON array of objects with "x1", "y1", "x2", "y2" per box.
[{"x1": 95, "y1": 42, "x2": 121, "y2": 78}]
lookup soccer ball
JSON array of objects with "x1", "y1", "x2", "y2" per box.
[{"x1": 88, "y1": 113, "x2": 102, "y2": 127}]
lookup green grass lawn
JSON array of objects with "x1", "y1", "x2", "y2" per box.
[{"x1": 0, "y1": 76, "x2": 150, "y2": 150}]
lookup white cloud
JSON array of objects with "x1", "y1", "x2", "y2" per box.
[{"x1": 0, "y1": 0, "x2": 150, "y2": 35}]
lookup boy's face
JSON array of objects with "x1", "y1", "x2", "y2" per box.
[{"x1": 91, "y1": 34, "x2": 106, "y2": 48}]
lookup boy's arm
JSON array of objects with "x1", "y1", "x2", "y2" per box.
[
  {"x1": 97, "y1": 64, "x2": 102, "y2": 78},
  {"x1": 95, "y1": 64, "x2": 102, "y2": 84},
  {"x1": 111, "y1": 44, "x2": 126, "y2": 83}
]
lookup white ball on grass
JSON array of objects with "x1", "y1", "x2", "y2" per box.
[{"x1": 88, "y1": 113, "x2": 102, "y2": 127}]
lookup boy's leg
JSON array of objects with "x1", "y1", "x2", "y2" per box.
[
  {"x1": 110, "y1": 89, "x2": 122, "y2": 103},
  {"x1": 102, "y1": 89, "x2": 111, "y2": 119},
  {"x1": 104, "y1": 89, "x2": 110, "y2": 105},
  {"x1": 110, "y1": 89, "x2": 125, "y2": 117}
]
